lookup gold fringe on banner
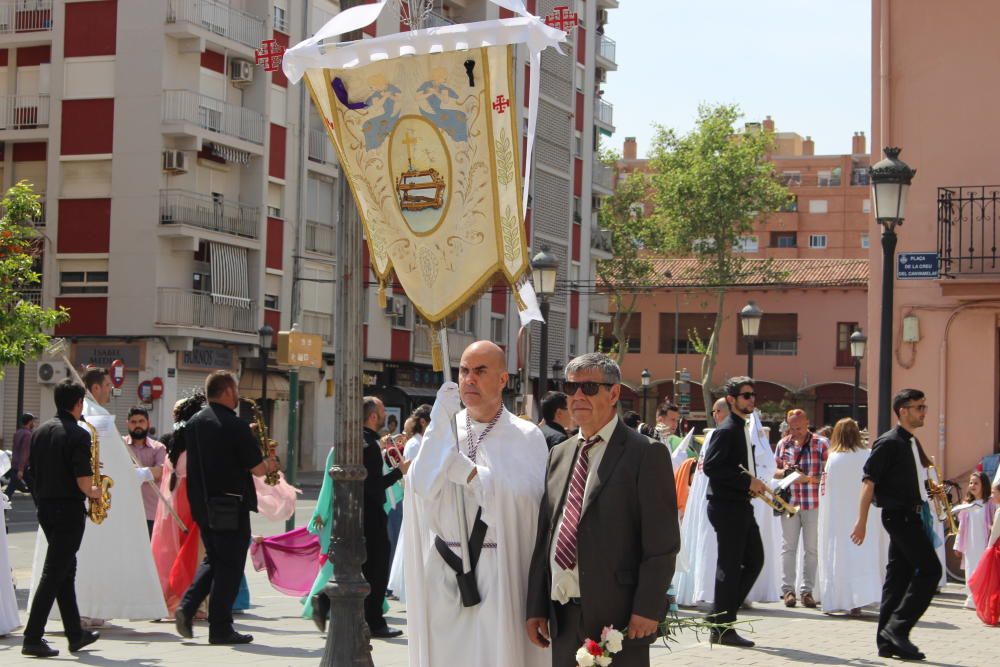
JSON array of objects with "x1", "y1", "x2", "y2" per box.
[
  {"x1": 430, "y1": 328, "x2": 444, "y2": 372},
  {"x1": 513, "y1": 275, "x2": 528, "y2": 312},
  {"x1": 378, "y1": 281, "x2": 388, "y2": 310}
]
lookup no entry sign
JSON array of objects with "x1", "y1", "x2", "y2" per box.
[{"x1": 109, "y1": 359, "x2": 126, "y2": 389}]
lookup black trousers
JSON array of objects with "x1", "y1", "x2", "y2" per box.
[
  {"x1": 24, "y1": 500, "x2": 87, "y2": 643},
  {"x1": 876, "y1": 507, "x2": 941, "y2": 650},
  {"x1": 180, "y1": 512, "x2": 251, "y2": 637},
  {"x1": 551, "y1": 602, "x2": 652, "y2": 667},
  {"x1": 707, "y1": 499, "x2": 764, "y2": 625},
  {"x1": 363, "y1": 515, "x2": 390, "y2": 631},
  {"x1": 4, "y1": 468, "x2": 33, "y2": 500}
]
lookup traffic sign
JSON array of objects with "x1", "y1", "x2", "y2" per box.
[
  {"x1": 150, "y1": 377, "x2": 164, "y2": 399},
  {"x1": 137, "y1": 381, "x2": 153, "y2": 402},
  {"x1": 109, "y1": 359, "x2": 126, "y2": 388},
  {"x1": 277, "y1": 330, "x2": 323, "y2": 368}
]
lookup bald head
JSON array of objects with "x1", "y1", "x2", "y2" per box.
[{"x1": 459, "y1": 340, "x2": 509, "y2": 421}]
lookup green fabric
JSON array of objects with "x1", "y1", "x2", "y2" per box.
[{"x1": 301, "y1": 447, "x2": 335, "y2": 619}]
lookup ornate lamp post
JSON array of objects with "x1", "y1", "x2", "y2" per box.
[
  {"x1": 258, "y1": 323, "x2": 274, "y2": 422},
  {"x1": 869, "y1": 147, "x2": 916, "y2": 434},
  {"x1": 531, "y1": 245, "x2": 559, "y2": 403},
  {"x1": 640, "y1": 368, "x2": 651, "y2": 424},
  {"x1": 739, "y1": 301, "x2": 763, "y2": 378},
  {"x1": 551, "y1": 359, "x2": 564, "y2": 392},
  {"x1": 850, "y1": 328, "x2": 868, "y2": 423}
]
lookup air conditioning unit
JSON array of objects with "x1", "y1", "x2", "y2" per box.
[
  {"x1": 230, "y1": 59, "x2": 253, "y2": 86},
  {"x1": 597, "y1": 9, "x2": 608, "y2": 25},
  {"x1": 162, "y1": 149, "x2": 187, "y2": 174},
  {"x1": 597, "y1": 68, "x2": 607, "y2": 83},
  {"x1": 37, "y1": 361, "x2": 68, "y2": 385}
]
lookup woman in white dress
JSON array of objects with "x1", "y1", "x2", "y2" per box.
[
  {"x1": 954, "y1": 471, "x2": 993, "y2": 608},
  {"x1": 0, "y1": 456, "x2": 20, "y2": 636},
  {"x1": 818, "y1": 417, "x2": 884, "y2": 616}
]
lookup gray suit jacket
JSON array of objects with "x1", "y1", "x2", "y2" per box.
[{"x1": 526, "y1": 419, "x2": 680, "y2": 640}]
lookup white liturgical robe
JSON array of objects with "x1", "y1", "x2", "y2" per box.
[
  {"x1": 29, "y1": 398, "x2": 167, "y2": 620},
  {"x1": 406, "y1": 383, "x2": 549, "y2": 667}
]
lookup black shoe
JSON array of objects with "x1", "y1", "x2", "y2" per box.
[
  {"x1": 69, "y1": 630, "x2": 100, "y2": 653},
  {"x1": 209, "y1": 631, "x2": 254, "y2": 645},
  {"x1": 878, "y1": 629, "x2": 925, "y2": 660},
  {"x1": 174, "y1": 608, "x2": 194, "y2": 639},
  {"x1": 21, "y1": 640, "x2": 59, "y2": 658},
  {"x1": 709, "y1": 630, "x2": 755, "y2": 647},
  {"x1": 370, "y1": 626, "x2": 403, "y2": 639},
  {"x1": 311, "y1": 593, "x2": 330, "y2": 632},
  {"x1": 879, "y1": 647, "x2": 927, "y2": 661}
]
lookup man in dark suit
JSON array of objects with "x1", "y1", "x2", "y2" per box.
[
  {"x1": 702, "y1": 376, "x2": 768, "y2": 648},
  {"x1": 526, "y1": 353, "x2": 680, "y2": 667},
  {"x1": 539, "y1": 391, "x2": 572, "y2": 449},
  {"x1": 175, "y1": 370, "x2": 279, "y2": 645},
  {"x1": 851, "y1": 388, "x2": 940, "y2": 660}
]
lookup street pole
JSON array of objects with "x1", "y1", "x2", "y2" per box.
[
  {"x1": 538, "y1": 299, "x2": 550, "y2": 398},
  {"x1": 285, "y1": 366, "x2": 299, "y2": 531},
  {"x1": 15, "y1": 361, "x2": 24, "y2": 426},
  {"x1": 641, "y1": 386, "x2": 648, "y2": 424},
  {"x1": 746, "y1": 336, "x2": 755, "y2": 378},
  {"x1": 852, "y1": 357, "x2": 861, "y2": 423},
  {"x1": 260, "y1": 346, "x2": 268, "y2": 424},
  {"x1": 877, "y1": 226, "x2": 897, "y2": 436}
]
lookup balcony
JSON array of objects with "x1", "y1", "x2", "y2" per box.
[
  {"x1": 593, "y1": 158, "x2": 614, "y2": 192},
  {"x1": 414, "y1": 323, "x2": 473, "y2": 362},
  {"x1": 938, "y1": 185, "x2": 1000, "y2": 277},
  {"x1": 0, "y1": 94, "x2": 49, "y2": 131},
  {"x1": 591, "y1": 223, "x2": 613, "y2": 255},
  {"x1": 305, "y1": 219, "x2": 335, "y2": 255},
  {"x1": 162, "y1": 90, "x2": 265, "y2": 147},
  {"x1": 308, "y1": 128, "x2": 336, "y2": 165},
  {"x1": 166, "y1": 0, "x2": 266, "y2": 51},
  {"x1": 157, "y1": 287, "x2": 257, "y2": 333},
  {"x1": 0, "y1": 1, "x2": 53, "y2": 37},
  {"x1": 595, "y1": 98, "x2": 614, "y2": 132},
  {"x1": 424, "y1": 11, "x2": 454, "y2": 27},
  {"x1": 596, "y1": 34, "x2": 617, "y2": 70},
  {"x1": 160, "y1": 189, "x2": 260, "y2": 239},
  {"x1": 301, "y1": 309, "x2": 333, "y2": 344},
  {"x1": 20, "y1": 287, "x2": 41, "y2": 305}
]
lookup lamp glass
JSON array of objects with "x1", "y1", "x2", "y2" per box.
[
  {"x1": 532, "y1": 265, "x2": 557, "y2": 296},
  {"x1": 850, "y1": 331, "x2": 867, "y2": 359},
  {"x1": 740, "y1": 302, "x2": 762, "y2": 338},
  {"x1": 872, "y1": 181, "x2": 909, "y2": 222},
  {"x1": 259, "y1": 324, "x2": 274, "y2": 349},
  {"x1": 641, "y1": 369, "x2": 651, "y2": 387}
]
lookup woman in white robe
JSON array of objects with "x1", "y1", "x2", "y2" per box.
[
  {"x1": 1, "y1": 479, "x2": 20, "y2": 635},
  {"x1": 954, "y1": 471, "x2": 993, "y2": 608},
  {"x1": 388, "y1": 409, "x2": 430, "y2": 603},
  {"x1": 817, "y1": 418, "x2": 884, "y2": 615}
]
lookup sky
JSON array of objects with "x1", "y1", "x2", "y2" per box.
[{"x1": 601, "y1": 0, "x2": 871, "y2": 159}]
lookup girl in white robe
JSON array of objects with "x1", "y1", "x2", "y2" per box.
[
  {"x1": 817, "y1": 418, "x2": 884, "y2": 615},
  {"x1": 1, "y1": 484, "x2": 20, "y2": 636},
  {"x1": 954, "y1": 471, "x2": 993, "y2": 608}
]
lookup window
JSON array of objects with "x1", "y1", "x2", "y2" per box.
[
  {"x1": 391, "y1": 295, "x2": 410, "y2": 329},
  {"x1": 568, "y1": 327, "x2": 578, "y2": 356},
  {"x1": 490, "y1": 314, "x2": 506, "y2": 345},
  {"x1": 692, "y1": 237, "x2": 717, "y2": 252},
  {"x1": 273, "y1": 5, "x2": 289, "y2": 33},
  {"x1": 780, "y1": 171, "x2": 802, "y2": 186},
  {"x1": 736, "y1": 313, "x2": 798, "y2": 356},
  {"x1": 808, "y1": 199, "x2": 829, "y2": 214},
  {"x1": 574, "y1": 135, "x2": 583, "y2": 157},
  {"x1": 574, "y1": 65, "x2": 585, "y2": 91},
  {"x1": 852, "y1": 167, "x2": 870, "y2": 186},
  {"x1": 264, "y1": 293, "x2": 280, "y2": 310},
  {"x1": 572, "y1": 196, "x2": 581, "y2": 221},
  {"x1": 598, "y1": 314, "x2": 641, "y2": 354},
  {"x1": 448, "y1": 305, "x2": 476, "y2": 335},
  {"x1": 808, "y1": 234, "x2": 828, "y2": 249},
  {"x1": 59, "y1": 260, "x2": 109, "y2": 295},
  {"x1": 770, "y1": 232, "x2": 797, "y2": 248},
  {"x1": 629, "y1": 202, "x2": 644, "y2": 219},
  {"x1": 836, "y1": 322, "x2": 859, "y2": 367},
  {"x1": 862, "y1": 198, "x2": 871, "y2": 213},
  {"x1": 817, "y1": 168, "x2": 842, "y2": 187},
  {"x1": 781, "y1": 194, "x2": 798, "y2": 212},
  {"x1": 733, "y1": 236, "x2": 759, "y2": 253},
  {"x1": 659, "y1": 313, "x2": 715, "y2": 355},
  {"x1": 861, "y1": 234, "x2": 870, "y2": 249}
]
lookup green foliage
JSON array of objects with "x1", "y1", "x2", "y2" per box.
[{"x1": 0, "y1": 181, "x2": 68, "y2": 376}]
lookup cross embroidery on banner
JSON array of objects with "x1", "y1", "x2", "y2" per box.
[
  {"x1": 545, "y1": 5, "x2": 579, "y2": 33},
  {"x1": 255, "y1": 39, "x2": 285, "y2": 72},
  {"x1": 492, "y1": 94, "x2": 511, "y2": 114}
]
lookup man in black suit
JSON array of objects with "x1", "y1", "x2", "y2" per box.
[
  {"x1": 851, "y1": 388, "x2": 940, "y2": 661},
  {"x1": 175, "y1": 370, "x2": 279, "y2": 645},
  {"x1": 539, "y1": 391, "x2": 572, "y2": 449},
  {"x1": 526, "y1": 353, "x2": 680, "y2": 667},
  {"x1": 702, "y1": 376, "x2": 768, "y2": 648}
]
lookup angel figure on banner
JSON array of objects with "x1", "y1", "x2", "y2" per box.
[
  {"x1": 363, "y1": 73, "x2": 402, "y2": 150},
  {"x1": 417, "y1": 66, "x2": 469, "y2": 142}
]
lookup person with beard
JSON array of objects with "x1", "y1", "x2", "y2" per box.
[{"x1": 125, "y1": 407, "x2": 167, "y2": 537}]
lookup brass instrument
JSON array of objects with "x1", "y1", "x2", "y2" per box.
[
  {"x1": 739, "y1": 464, "x2": 799, "y2": 517},
  {"x1": 927, "y1": 463, "x2": 958, "y2": 538},
  {"x1": 246, "y1": 399, "x2": 280, "y2": 486},
  {"x1": 82, "y1": 419, "x2": 113, "y2": 524}
]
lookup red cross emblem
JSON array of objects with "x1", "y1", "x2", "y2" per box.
[
  {"x1": 545, "y1": 5, "x2": 579, "y2": 32},
  {"x1": 255, "y1": 39, "x2": 285, "y2": 73},
  {"x1": 492, "y1": 94, "x2": 511, "y2": 114}
]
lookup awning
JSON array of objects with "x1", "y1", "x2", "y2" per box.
[
  {"x1": 396, "y1": 385, "x2": 439, "y2": 401},
  {"x1": 239, "y1": 369, "x2": 290, "y2": 400}
]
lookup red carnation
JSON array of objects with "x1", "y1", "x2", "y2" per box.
[{"x1": 585, "y1": 639, "x2": 603, "y2": 657}]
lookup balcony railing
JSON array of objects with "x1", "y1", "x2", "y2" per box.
[
  {"x1": 938, "y1": 185, "x2": 1000, "y2": 277},
  {"x1": 157, "y1": 287, "x2": 257, "y2": 333},
  {"x1": 308, "y1": 128, "x2": 335, "y2": 164},
  {"x1": 301, "y1": 309, "x2": 333, "y2": 344},
  {"x1": 0, "y1": 94, "x2": 49, "y2": 130},
  {"x1": 160, "y1": 189, "x2": 260, "y2": 238},
  {"x1": 597, "y1": 34, "x2": 616, "y2": 65},
  {"x1": 595, "y1": 98, "x2": 614, "y2": 126},
  {"x1": 162, "y1": 90, "x2": 264, "y2": 145},
  {"x1": 425, "y1": 11, "x2": 454, "y2": 27},
  {"x1": 591, "y1": 225, "x2": 613, "y2": 253},
  {"x1": 305, "y1": 220, "x2": 335, "y2": 255},
  {"x1": 166, "y1": 0, "x2": 266, "y2": 49},
  {"x1": 20, "y1": 287, "x2": 41, "y2": 305},
  {"x1": 593, "y1": 159, "x2": 614, "y2": 191},
  {"x1": 0, "y1": 0, "x2": 53, "y2": 35}
]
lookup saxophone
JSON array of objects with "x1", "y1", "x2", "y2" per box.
[
  {"x1": 82, "y1": 419, "x2": 113, "y2": 524},
  {"x1": 246, "y1": 399, "x2": 280, "y2": 486}
]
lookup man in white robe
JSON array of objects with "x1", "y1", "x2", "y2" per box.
[
  {"x1": 406, "y1": 341, "x2": 549, "y2": 667},
  {"x1": 29, "y1": 369, "x2": 167, "y2": 622},
  {"x1": 746, "y1": 410, "x2": 782, "y2": 603}
]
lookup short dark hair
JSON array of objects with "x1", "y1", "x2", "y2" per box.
[
  {"x1": 363, "y1": 396, "x2": 381, "y2": 422},
  {"x1": 54, "y1": 378, "x2": 87, "y2": 413},
  {"x1": 205, "y1": 370, "x2": 238, "y2": 399},
  {"x1": 725, "y1": 376, "x2": 754, "y2": 397},
  {"x1": 20, "y1": 413, "x2": 35, "y2": 426},
  {"x1": 657, "y1": 402, "x2": 680, "y2": 417},
  {"x1": 622, "y1": 410, "x2": 641, "y2": 429},
  {"x1": 128, "y1": 406, "x2": 149, "y2": 420},
  {"x1": 892, "y1": 388, "x2": 925, "y2": 417},
  {"x1": 410, "y1": 404, "x2": 432, "y2": 435},
  {"x1": 82, "y1": 367, "x2": 108, "y2": 392},
  {"x1": 541, "y1": 391, "x2": 568, "y2": 423}
]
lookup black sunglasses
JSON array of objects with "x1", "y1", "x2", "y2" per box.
[
  {"x1": 736, "y1": 391, "x2": 756, "y2": 399},
  {"x1": 564, "y1": 381, "x2": 615, "y2": 396}
]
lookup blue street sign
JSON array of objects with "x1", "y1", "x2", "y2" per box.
[{"x1": 897, "y1": 252, "x2": 939, "y2": 280}]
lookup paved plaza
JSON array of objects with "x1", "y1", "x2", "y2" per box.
[{"x1": 1, "y1": 486, "x2": 992, "y2": 666}]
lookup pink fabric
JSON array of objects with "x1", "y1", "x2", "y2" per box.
[
  {"x1": 969, "y1": 542, "x2": 1000, "y2": 626},
  {"x1": 150, "y1": 454, "x2": 200, "y2": 614},
  {"x1": 249, "y1": 527, "x2": 322, "y2": 597},
  {"x1": 253, "y1": 472, "x2": 301, "y2": 522}
]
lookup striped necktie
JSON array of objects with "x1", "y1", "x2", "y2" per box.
[{"x1": 554, "y1": 435, "x2": 602, "y2": 571}]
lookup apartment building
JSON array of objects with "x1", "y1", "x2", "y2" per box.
[{"x1": 0, "y1": 0, "x2": 619, "y2": 471}]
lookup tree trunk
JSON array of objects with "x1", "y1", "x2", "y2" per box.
[
  {"x1": 701, "y1": 290, "x2": 725, "y2": 426},
  {"x1": 611, "y1": 292, "x2": 638, "y2": 366}
]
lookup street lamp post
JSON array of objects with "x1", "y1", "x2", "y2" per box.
[
  {"x1": 258, "y1": 324, "x2": 274, "y2": 423},
  {"x1": 551, "y1": 360, "x2": 564, "y2": 392},
  {"x1": 869, "y1": 147, "x2": 916, "y2": 434},
  {"x1": 850, "y1": 328, "x2": 868, "y2": 423},
  {"x1": 641, "y1": 368, "x2": 651, "y2": 424},
  {"x1": 740, "y1": 301, "x2": 763, "y2": 378},
  {"x1": 531, "y1": 246, "x2": 558, "y2": 405}
]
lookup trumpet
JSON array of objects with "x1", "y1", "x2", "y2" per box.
[
  {"x1": 739, "y1": 465, "x2": 799, "y2": 517},
  {"x1": 927, "y1": 463, "x2": 958, "y2": 538}
]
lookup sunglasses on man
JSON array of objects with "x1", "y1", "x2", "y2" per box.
[
  {"x1": 734, "y1": 391, "x2": 756, "y2": 400},
  {"x1": 564, "y1": 381, "x2": 615, "y2": 396}
]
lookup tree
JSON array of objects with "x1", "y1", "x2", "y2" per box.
[
  {"x1": 649, "y1": 104, "x2": 789, "y2": 424},
  {"x1": 0, "y1": 180, "x2": 68, "y2": 376}
]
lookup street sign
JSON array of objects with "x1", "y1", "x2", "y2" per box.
[
  {"x1": 109, "y1": 359, "x2": 126, "y2": 388},
  {"x1": 150, "y1": 377, "x2": 164, "y2": 399},
  {"x1": 277, "y1": 330, "x2": 323, "y2": 368},
  {"x1": 137, "y1": 381, "x2": 153, "y2": 402},
  {"x1": 897, "y1": 252, "x2": 939, "y2": 280}
]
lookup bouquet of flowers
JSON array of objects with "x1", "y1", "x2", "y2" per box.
[{"x1": 576, "y1": 626, "x2": 624, "y2": 666}]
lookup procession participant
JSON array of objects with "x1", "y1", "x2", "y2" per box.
[
  {"x1": 28, "y1": 367, "x2": 167, "y2": 626},
  {"x1": 954, "y1": 471, "x2": 992, "y2": 608},
  {"x1": 21, "y1": 380, "x2": 101, "y2": 657},
  {"x1": 745, "y1": 409, "x2": 782, "y2": 605},
  {"x1": 702, "y1": 377, "x2": 767, "y2": 647},
  {"x1": 406, "y1": 340, "x2": 548, "y2": 667},
  {"x1": 389, "y1": 404, "x2": 432, "y2": 603},
  {"x1": 526, "y1": 352, "x2": 679, "y2": 667},
  {"x1": 303, "y1": 445, "x2": 335, "y2": 625},
  {"x1": 1, "y1": 457, "x2": 20, "y2": 636},
  {"x1": 851, "y1": 389, "x2": 941, "y2": 660},
  {"x1": 967, "y1": 481, "x2": 1000, "y2": 625},
  {"x1": 818, "y1": 418, "x2": 883, "y2": 616},
  {"x1": 538, "y1": 391, "x2": 572, "y2": 449},
  {"x1": 124, "y1": 406, "x2": 167, "y2": 537}
]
